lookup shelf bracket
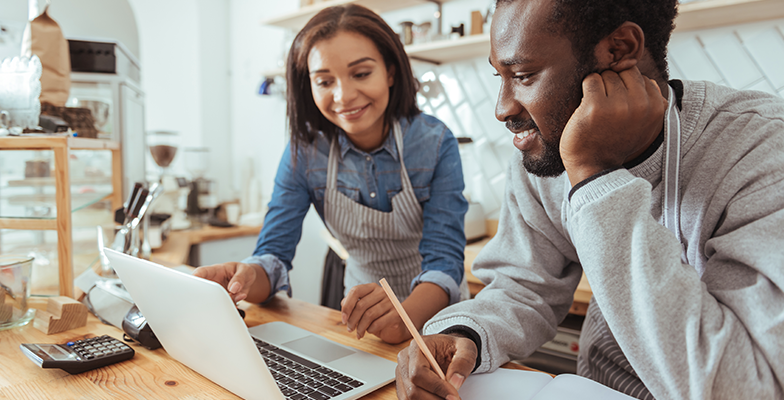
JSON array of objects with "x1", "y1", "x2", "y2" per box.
[{"x1": 409, "y1": 56, "x2": 441, "y2": 66}]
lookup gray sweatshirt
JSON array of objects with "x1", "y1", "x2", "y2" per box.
[{"x1": 423, "y1": 80, "x2": 784, "y2": 399}]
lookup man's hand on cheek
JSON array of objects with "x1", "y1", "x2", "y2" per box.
[{"x1": 560, "y1": 66, "x2": 667, "y2": 186}]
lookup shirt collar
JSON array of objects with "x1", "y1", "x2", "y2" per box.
[{"x1": 337, "y1": 124, "x2": 399, "y2": 161}]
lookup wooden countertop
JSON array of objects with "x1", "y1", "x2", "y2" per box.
[{"x1": 0, "y1": 293, "x2": 540, "y2": 399}]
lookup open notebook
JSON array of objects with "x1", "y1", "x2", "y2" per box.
[{"x1": 458, "y1": 369, "x2": 636, "y2": 400}]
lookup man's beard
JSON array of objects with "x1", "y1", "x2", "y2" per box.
[{"x1": 510, "y1": 63, "x2": 593, "y2": 178}]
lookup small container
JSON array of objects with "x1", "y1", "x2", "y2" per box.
[
  {"x1": 0, "y1": 255, "x2": 36, "y2": 330},
  {"x1": 400, "y1": 21, "x2": 414, "y2": 45}
]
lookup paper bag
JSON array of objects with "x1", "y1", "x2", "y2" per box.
[{"x1": 27, "y1": 10, "x2": 71, "y2": 107}]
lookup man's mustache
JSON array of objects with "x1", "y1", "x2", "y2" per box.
[{"x1": 506, "y1": 119, "x2": 538, "y2": 132}]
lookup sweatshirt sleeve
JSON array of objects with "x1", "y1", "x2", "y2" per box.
[
  {"x1": 567, "y1": 165, "x2": 784, "y2": 400},
  {"x1": 423, "y1": 159, "x2": 583, "y2": 373}
]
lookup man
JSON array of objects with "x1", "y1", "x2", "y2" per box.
[{"x1": 395, "y1": 0, "x2": 784, "y2": 399}]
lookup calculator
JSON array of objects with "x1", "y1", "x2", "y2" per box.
[{"x1": 20, "y1": 335, "x2": 135, "y2": 374}]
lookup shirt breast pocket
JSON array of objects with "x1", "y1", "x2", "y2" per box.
[
  {"x1": 387, "y1": 186, "x2": 431, "y2": 203},
  {"x1": 314, "y1": 186, "x2": 361, "y2": 203}
]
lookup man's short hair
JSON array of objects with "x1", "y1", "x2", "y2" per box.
[{"x1": 497, "y1": 0, "x2": 679, "y2": 80}]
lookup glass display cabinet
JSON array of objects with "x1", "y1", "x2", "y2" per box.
[{"x1": 0, "y1": 136, "x2": 122, "y2": 298}]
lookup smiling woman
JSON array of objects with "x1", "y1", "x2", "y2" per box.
[
  {"x1": 307, "y1": 32, "x2": 394, "y2": 152},
  {"x1": 286, "y1": 5, "x2": 420, "y2": 156},
  {"x1": 193, "y1": 4, "x2": 469, "y2": 346}
]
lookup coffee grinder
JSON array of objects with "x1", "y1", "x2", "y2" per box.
[
  {"x1": 147, "y1": 131, "x2": 190, "y2": 231},
  {"x1": 185, "y1": 147, "x2": 218, "y2": 226}
]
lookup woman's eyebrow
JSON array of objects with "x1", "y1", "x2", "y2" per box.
[
  {"x1": 310, "y1": 57, "x2": 377, "y2": 75},
  {"x1": 348, "y1": 57, "x2": 376, "y2": 67}
]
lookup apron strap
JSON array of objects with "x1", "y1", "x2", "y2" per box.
[
  {"x1": 327, "y1": 136, "x2": 341, "y2": 190},
  {"x1": 391, "y1": 122, "x2": 413, "y2": 192}
]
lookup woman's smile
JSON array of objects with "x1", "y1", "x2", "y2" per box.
[{"x1": 335, "y1": 103, "x2": 371, "y2": 120}]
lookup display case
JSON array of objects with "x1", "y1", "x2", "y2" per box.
[{"x1": 0, "y1": 136, "x2": 122, "y2": 298}]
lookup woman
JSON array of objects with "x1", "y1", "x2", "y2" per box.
[{"x1": 194, "y1": 4, "x2": 468, "y2": 345}]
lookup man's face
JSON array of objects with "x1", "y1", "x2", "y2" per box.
[{"x1": 490, "y1": 0, "x2": 593, "y2": 177}]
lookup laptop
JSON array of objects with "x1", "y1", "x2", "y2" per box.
[{"x1": 104, "y1": 248, "x2": 396, "y2": 400}]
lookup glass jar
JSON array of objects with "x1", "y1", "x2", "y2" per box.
[{"x1": 0, "y1": 255, "x2": 35, "y2": 330}]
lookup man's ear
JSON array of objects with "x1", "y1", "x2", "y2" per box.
[{"x1": 594, "y1": 21, "x2": 645, "y2": 72}]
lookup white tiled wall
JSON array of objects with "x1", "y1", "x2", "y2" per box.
[{"x1": 412, "y1": 18, "x2": 784, "y2": 219}]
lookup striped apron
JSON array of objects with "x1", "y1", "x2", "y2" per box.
[{"x1": 324, "y1": 121, "x2": 467, "y2": 301}]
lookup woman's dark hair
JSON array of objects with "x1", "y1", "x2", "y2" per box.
[
  {"x1": 497, "y1": 0, "x2": 678, "y2": 80},
  {"x1": 286, "y1": 4, "x2": 420, "y2": 154}
]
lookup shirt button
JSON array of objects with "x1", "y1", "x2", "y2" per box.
[
  {"x1": 370, "y1": 192, "x2": 376, "y2": 198},
  {"x1": 365, "y1": 156, "x2": 371, "y2": 161}
]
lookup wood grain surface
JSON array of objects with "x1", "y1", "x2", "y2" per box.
[
  {"x1": 0, "y1": 294, "x2": 538, "y2": 399},
  {"x1": 33, "y1": 296, "x2": 88, "y2": 335}
]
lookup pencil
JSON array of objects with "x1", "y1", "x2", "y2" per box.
[{"x1": 379, "y1": 278, "x2": 447, "y2": 381}]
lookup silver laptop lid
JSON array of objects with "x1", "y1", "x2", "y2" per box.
[{"x1": 105, "y1": 248, "x2": 284, "y2": 400}]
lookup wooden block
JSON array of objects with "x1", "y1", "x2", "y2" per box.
[
  {"x1": 33, "y1": 296, "x2": 88, "y2": 335},
  {"x1": 0, "y1": 287, "x2": 12, "y2": 322},
  {"x1": 471, "y1": 10, "x2": 484, "y2": 35}
]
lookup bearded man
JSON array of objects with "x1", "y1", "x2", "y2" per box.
[{"x1": 395, "y1": 0, "x2": 784, "y2": 399}]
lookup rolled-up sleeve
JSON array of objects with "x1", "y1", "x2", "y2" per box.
[{"x1": 240, "y1": 254, "x2": 292, "y2": 303}]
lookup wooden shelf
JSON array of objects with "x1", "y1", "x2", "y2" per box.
[
  {"x1": 0, "y1": 136, "x2": 119, "y2": 150},
  {"x1": 406, "y1": 33, "x2": 490, "y2": 65},
  {"x1": 676, "y1": 0, "x2": 784, "y2": 31},
  {"x1": 259, "y1": 0, "x2": 784, "y2": 67},
  {"x1": 397, "y1": 0, "x2": 784, "y2": 64},
  {"x1": 262, "y1": 0, "x2": 460, "y2": 30},
  {"x1": 8, "y1": 176, "x2": 112, "y2": 187},
  {"x1": 4, "y1": 191, "x2": 113, "y2": 210}
]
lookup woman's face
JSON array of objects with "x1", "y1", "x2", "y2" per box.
[{"x1": 308, "y1": 30, "x2": 395, "y2": 150}]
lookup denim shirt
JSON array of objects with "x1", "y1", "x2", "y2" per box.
[{"x1": 242, "y1": 113, "x2": 468, "y2": 305}]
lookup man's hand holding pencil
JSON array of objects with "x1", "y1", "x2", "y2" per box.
[{"x1": 379, "y1": 278, "x2": 478, "y2": 400}]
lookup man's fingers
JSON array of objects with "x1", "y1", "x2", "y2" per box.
[
  {"x1": 408, "y1": 343, "x2": 461, "y2": 399},
  {"x1": 609, "y1": 58, "x2": 637, "y2": 72},
  {"x1": 581, "y1": 72, "x2": 607, "y2": 98},
  {"x1": 617, "y1": 66, "x2": 648, "y2": 101},
  {"x1": 396, "y1": 349, "x2": 447, "y2": 400},
  {"x1": 444, "y1": 338, "x2": 478, "y2": 391},
  {"x1": 600, "y1": 69, "x2": 627, "y2": 98}
]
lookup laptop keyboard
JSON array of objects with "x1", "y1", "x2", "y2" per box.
[{"x1": 254, "y1": 338, "x2": 365, "y2": 400}]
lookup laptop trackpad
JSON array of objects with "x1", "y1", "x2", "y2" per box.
[{"x1": 283, "y1": 336, "x2": 355, "y2": 363}]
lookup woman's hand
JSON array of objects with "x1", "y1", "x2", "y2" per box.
[
  {"x1": 340, "y1": 283, "x2": 412, "y2": 344},
  {"x1": 193, "y1": 262, "x2": 270, "y2": 303},
  {"x1": 341, "y1": 282, "x2": 450, "y2": 344}
]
